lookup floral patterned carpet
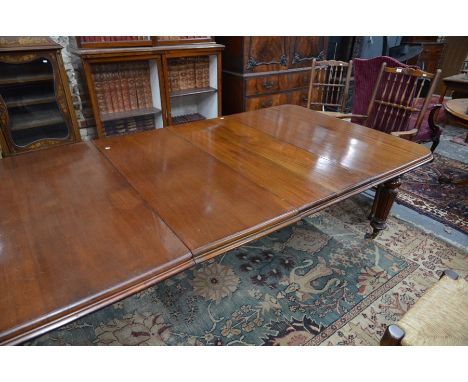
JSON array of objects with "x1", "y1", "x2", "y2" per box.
[
  {"x1": 398, "y1": 153, "x2": 468, "y2": 234},
  {"x1": 27, "y1": 194, "x2": 467, "y2": 346}
]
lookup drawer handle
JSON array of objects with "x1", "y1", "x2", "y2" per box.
[
  {"x1": 246, "y1": 54, "x2": 287, "y2": 71},
  {"x1": 261, "y1": 99, "x2": 273, "y2": 108},
  {"x1": 301, "y1": 95, "x2": 308, "y2": 102},
  {"x1": 263, "y1": 81, "x2": 274, "y2": 89}
]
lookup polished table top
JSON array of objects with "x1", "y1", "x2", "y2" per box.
[
  {"x1": 0, "y1": 105, "x2": 432, "y2": 344},
  {"x1": 442, "y1": 73, "x2": 468, "y2": 85}
]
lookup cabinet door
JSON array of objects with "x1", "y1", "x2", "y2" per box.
[
  {"x1": 244, "y1": 37, "x2": 288, "y2": 73},
  {"x1": 0, "y1": 51, "x2": 76, "y2": 154},
  {"x1": 288, "y1": 37, "x2": 328, "y2": 69}
]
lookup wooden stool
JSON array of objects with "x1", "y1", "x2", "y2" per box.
[{"x1": 381, "y1": 270, "x2": 468, "y2": 345}]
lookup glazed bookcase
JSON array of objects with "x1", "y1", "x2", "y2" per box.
[{"x1": 0, "y1": 37, "x2": 80, "y2": 156}]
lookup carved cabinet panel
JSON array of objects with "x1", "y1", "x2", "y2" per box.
[
  {"x1": 243, "y1": 37, "x2": 288, "y2": 73},
  {"x1": 288, "y1": 36, "x2": 328, "y2": 69}
]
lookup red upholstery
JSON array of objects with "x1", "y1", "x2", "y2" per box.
[
  {"x1": 413, "y1": 95, "x2": 447, "y2": 142},
  {"x1": 353, "y1": 56, "x2": 442, "y2": 149},
  {"x1": 352, "y1": 56, "x2": 412, "y2": 119}
]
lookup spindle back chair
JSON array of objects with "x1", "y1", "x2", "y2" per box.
[
  {"x1": 364, "y1": 63, "x2": 441, "y2": 139},
  {"x1": 306, "y1": 59, "x2": 353, "y2": 113}
]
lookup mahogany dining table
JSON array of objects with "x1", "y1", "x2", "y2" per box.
[{"x1": 0, "y1": 105, "x2": 432, "y2": 345}]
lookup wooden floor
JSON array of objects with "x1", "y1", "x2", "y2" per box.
[{"x1": 0, "y1": 105, "x2": 432, "y2": 344}]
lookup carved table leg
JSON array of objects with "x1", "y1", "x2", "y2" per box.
[{"x1": 366, "y1": 177, "x2": 401, "y2": 239}]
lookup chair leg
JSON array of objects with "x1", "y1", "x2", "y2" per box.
[
  {"x1": 428, "y1": 104, "x2": 443, "y2": 153},
  {"x1": 440, "y1": 269, "x2": 459, "y2": 281},
  {"x1": 430, "y1": 137, "x2": 440, "y2": 152},
  {"x1": 380, "y1": 324, "x2": 405, "y2": 346}
]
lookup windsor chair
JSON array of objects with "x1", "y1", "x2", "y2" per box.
[{"x1": 306, "y1": 59, "x2": 353, "y2": 114}]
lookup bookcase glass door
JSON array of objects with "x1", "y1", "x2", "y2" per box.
[
  {"x1": 0, "y1": 58, "x2": 69, "y2": 148},
  {"x1": 167, "y1": 54, "x2": 218, "y2": 125},
  {"x1": 90, "y1": 59, "x2": 163, "y2": 137}
]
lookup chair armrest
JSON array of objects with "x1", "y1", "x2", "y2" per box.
[
  {"x1": 330, "y1": 113, "x2": 368, "y2": 120},
  {"x1": 390, "y1": 129, "x2": 418, "y2": 139},
  {"x1": 428, "y1": 104, "x2": 443, "y2": 135}
]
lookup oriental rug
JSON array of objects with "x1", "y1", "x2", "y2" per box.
[
  {"x1": 450, "y1": 134, "x2": 468, "y2": 147},
  {"x1": 397, "y1": 153, "x2": 468, "y2": 234},
  {"x1": 27, "y1": 195, "x2": 467, "y2": 346}
]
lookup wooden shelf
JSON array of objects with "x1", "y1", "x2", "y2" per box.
[
  {"x1": 170, "y1": 87, "x2": 217, "y2": 98},
  {"x1": 100, "y1": 107, "x2": 161, "y2": 123},
  {"x1": 0, "y1": 73, "x2": 54, "y2": 86},
  {"x1": 10, "y1": 109, "x2": 64, "y2": 131},
  {"x1": 5, "y1": 94, "x2": 56, "y2": 108},
  {"x1": 171, "y1": 113, "x2": 206, "y2": 125}
]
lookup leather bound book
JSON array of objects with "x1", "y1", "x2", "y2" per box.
[
  {"x1": 142, "y1": 64, "x2": 153, "y2": 109},
  {"x1": 128, "y1": 66, "x2": 139, "y2": 110},
  {"x1": 167, "y1": 60, "x2": 174, "y2": 93},
  {"x1": 168, "y1": 58, "x2": 180, "y2": 92},
  {"x1": 92, "y1": 66, "x2": 107, "y2": 113},
  {"x1": 102, "y1": 66, "x2": 115, "y2": 114},
  {"x1": 186, "y1": 57, "x2": 196, "y2": 90},
  {"x1": 195, "y1": 56, "x2": 208, "y2": 88},
  {"x1": 202, "y1": 56, "x2": 210, "y2": 88},
  {"x1": 179, "y1": 58, "x2": 189, "y2": 90},
  {"x1": 118, "y1": 63, "x2": 131, "y2": 111},
  {"x1": 112, "y1": 65, "x2": 125, "y2": 113},
  {"x1": 135, "y1": 63, "x2": 146, "y2": 109}
]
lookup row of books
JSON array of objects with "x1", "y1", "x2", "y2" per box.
[
  {"x1": 168, "y1": 57, "x2": 210, "y2": 92},
  {"x1": 172, "y1": 113, "x2": 206, "y2": 125},
  {"x1": 158, "y1": 36, "x2": 209, "y2": 41},
  {"x1": 92, "y1": 62, "x2": 153, "y2": 115},
  {"x1": 80, "y1": 36, "x2": 149, "y2": 43},
  {"x1": 103, "y1": 115, "x2": 155, "y2": 136}
]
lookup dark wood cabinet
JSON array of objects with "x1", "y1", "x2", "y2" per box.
[
  {"x1": 402, "y1": 37, "x2": 446, "y2": 74},
  {"x1": 0, "y1": 37, "x2": 80, "y2": 156},
  {"x1": 216, "y1": 36, "x2": 328, "y2": 115}
]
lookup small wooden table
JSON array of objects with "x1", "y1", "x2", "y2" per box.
[
  {"x1": 0, "y1": 105, "x2": 432, "y2": 345},
  {"x1": 445, "y1": 98, "x2": 468, "y2": 142},
  {"x1": 445, "y1": 98, "x2": 468, "y2": 125},
  {"x1": 439, "y1": 73, "x2": 468, "y2": 103}
]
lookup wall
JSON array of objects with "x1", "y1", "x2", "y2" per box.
[
  {"x1": 51, "y1": 36, "x2": 96, "y2": 140},
  {"x1": 437, "y1": 36, "x2": 468, "y2": 94}
]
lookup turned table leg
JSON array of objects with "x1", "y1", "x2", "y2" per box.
[{"x1": 366, "y1": 177, "x2": 401, "y2": 239}]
